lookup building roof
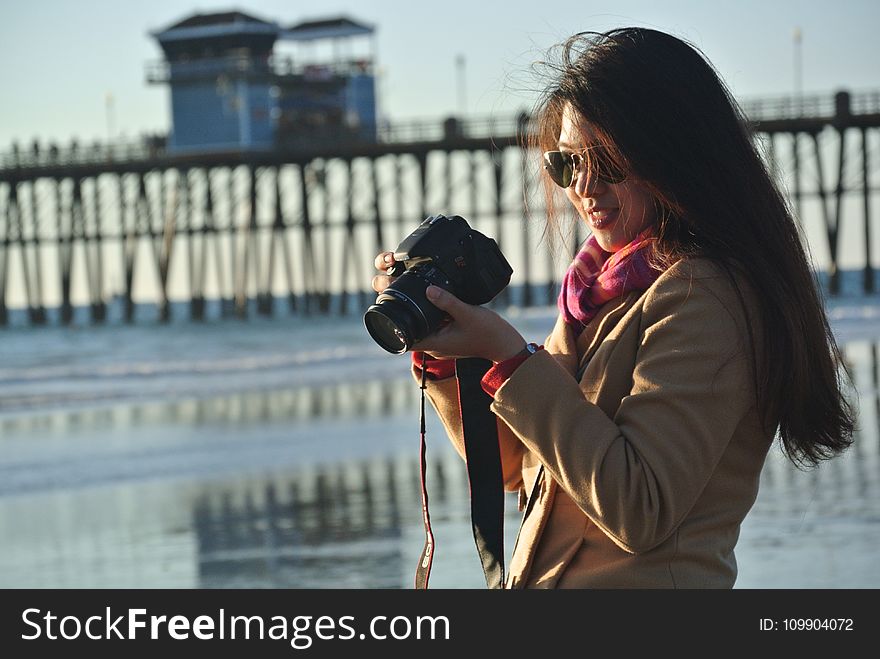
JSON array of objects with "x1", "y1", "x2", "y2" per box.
[
  {"x1": 152, "y1": 10, "x2": 280, "y2": 44},
  {"x1": 162, "y1": 10, "x2": 276, "y2": 30},
  {"x1": 282, "y1": 16, "x2": 375, "y2": 41}
]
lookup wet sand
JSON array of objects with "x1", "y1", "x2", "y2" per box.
[{"x1": 0, "y1": 361, "x2": 877, "y2": 589}]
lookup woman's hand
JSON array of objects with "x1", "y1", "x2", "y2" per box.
[{"x1": 413, "y1": 285, "x2": 526, "y2": 363}]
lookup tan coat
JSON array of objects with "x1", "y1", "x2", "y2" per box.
[{"x1": 419, "y1": 258, "x2": 774, "y2": 588}]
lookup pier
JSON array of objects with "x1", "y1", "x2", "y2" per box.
[{"x1": 1, "y1": 90, "x2": 879, "y2": 326}]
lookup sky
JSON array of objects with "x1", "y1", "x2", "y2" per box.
[{"x1": 0, "y1": 0, "x2": 878, "y2": 148}]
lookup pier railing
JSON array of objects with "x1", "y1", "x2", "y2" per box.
[
  {"x1": 740, "y1": 89, "x2": 880, "y2": 122},
  {"x1": 0, "y1": 114, "x2": 528, "y2": 173}
]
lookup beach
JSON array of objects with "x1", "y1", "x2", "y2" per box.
[{"x1": 0, "y1": 296, "x2": 878, "y2": 589}]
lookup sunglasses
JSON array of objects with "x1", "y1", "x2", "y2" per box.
[{"x1": 542, "y1": 148, "x2": 627, "y2": 188}]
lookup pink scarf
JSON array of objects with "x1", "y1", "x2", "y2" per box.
[{"x1": 558, "y1": 228, "x2": 660, "y2": 335}]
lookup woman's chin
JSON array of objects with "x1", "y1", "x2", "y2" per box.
[{"x1": 589, "y1": 229, "x2": 624, "y2": 253}]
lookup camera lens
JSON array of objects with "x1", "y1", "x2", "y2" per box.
[
  {"x1": 363, "y1": 268, "x2": 448, "y2": 353},
  {"x1": 364, "y1": 297, "x2": 421, "y2": 353}
]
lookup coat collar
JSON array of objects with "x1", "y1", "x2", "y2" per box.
[{"x1": 544, "y1": 289, "x2": 646, "y2": 380}]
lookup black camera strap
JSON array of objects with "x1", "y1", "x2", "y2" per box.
[
  {"x1": 413, "y1": 356, "x2": 506, "y2": 590},
  {"x1": 455, "y1": 358, "x2": 507, "y2": 589}
]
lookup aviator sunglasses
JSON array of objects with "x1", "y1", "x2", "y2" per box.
[{"x1": 542, "y1": 147, "x2": 627, "y2": 188}]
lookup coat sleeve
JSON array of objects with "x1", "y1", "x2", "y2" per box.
[
  {"x1": 414, "y1": 365, "x2": 527, "y2": 492},
  {"x1": 489, "y1": 264, "x2": 759, "y2": 553}
]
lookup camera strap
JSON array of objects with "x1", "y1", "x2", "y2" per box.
[
  {"x1": 414, "y1": 354, "x2": 435, "y2": 589},
  {"x1": 454, "y1": 357, "x2": 507, "y2": 589},
  {"x1": 413, "y1": 356, "x2": 506, "y2": 590}
]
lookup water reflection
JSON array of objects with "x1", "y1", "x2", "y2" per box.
[
  {"x1": 0, "y1": 340, "x2": 879, "y2": 588},
  {"x1": 0, "y1": 376, "x2": 420, "y2": 435},
  {"x1": 195, "y1": 460, "x2": 411, "y2": 588}
]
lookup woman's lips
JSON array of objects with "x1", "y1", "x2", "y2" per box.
[{"x1": 586, "y1": 207, "x2": 618, "y2": 229}]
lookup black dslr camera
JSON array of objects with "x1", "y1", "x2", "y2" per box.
[{"x1": 364, "y1": 214, "x2": 513, "y2": 354}]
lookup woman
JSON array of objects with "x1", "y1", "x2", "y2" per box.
[{"x1": 371, "y1": 28, "x2": 854, "y2": 588}]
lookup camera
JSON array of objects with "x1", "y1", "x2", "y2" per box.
[{"x1": 364, "y1": 214, "x2": 513, "y2": 354}]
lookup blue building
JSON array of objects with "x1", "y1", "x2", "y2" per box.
[{"x1": 147, "y1": 10, "x2": 377, "y2": 154}]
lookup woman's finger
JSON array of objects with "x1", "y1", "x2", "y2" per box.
[
  {"x1": 425, "y1": 286, "x2": 469, "y2": 317},
  {"x1": 374, "y1": 251, "x2": 395, "y2": 271},
  {"x1": 372, "y1": 274, "x2": 395, "y2": 293}
]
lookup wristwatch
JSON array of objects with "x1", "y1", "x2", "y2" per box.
[{"x1": 519, "y1": 342, "x2": 540, "y2": 357}]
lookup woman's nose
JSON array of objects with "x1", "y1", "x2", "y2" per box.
[{"x1": 572, "y1": 167, "x2": 607, "y2": 197}]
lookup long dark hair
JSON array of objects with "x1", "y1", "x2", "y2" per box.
[{"x1": 530, "y1": 28, "x2": 855, "y2": 467}]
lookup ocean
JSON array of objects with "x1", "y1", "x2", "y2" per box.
[{"x1": 1, "y1": 277, "x2": 879, "y2": 589}]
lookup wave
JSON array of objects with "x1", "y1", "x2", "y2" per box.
[{"x1": 2, "y1": 295, "x2": 879, "y2": 416}]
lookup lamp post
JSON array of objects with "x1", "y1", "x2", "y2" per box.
[
  {"x1": 793, "y1": 27, "x2": 803, "y2": 115},
  {"x1": 105, "y1": 92, "x2": 116, "y2": 144},
  {"x1": 455, "y1": 53, "x2": 466, "y2": 117}
]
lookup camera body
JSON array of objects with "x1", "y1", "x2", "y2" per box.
[{"x1": 364, "y1": 214, "x2": 513, "y2": 354}]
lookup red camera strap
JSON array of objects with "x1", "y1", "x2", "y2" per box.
[
  {"x1": 414, "y1": 353, "x2": 435, "y2": 589},
  {"x1": 414, "y1": 355, "x2": 506, "y2": 590}
]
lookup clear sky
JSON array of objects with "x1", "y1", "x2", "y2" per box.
[{"x1": 0, "y1": 0, "x2": 878, "y2": 148}]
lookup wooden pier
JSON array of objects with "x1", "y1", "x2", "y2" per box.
[{"x1": 1, "y1": 91, "x2": 879, "y2": 326}]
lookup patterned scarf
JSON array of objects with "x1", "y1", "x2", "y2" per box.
[{"x1": 558, "y1": 228, "x2": 660, "y2": 335}]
